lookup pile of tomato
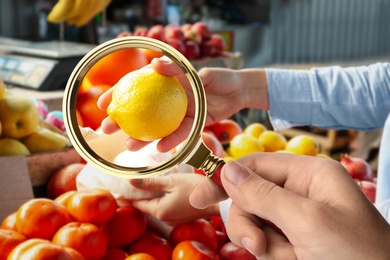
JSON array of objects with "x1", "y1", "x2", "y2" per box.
[{"x1": 0, "y1": 186, "x2": 255, "y2": 260}]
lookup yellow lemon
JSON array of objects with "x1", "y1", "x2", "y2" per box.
[
  {"x1": 258, "y1": 130, "x2": 287, "y2": 152},
  {"x1": 243, "y1": 123, "x2": 267, "y2": 138},
  {"x1": 285, "y1": 135, "x2": 319, "y2": 156},
  {"x1": 229, "y1": 133, "x2": 264, "y2": 158},
  {"x1": 107, "y1": 67, "x2": 187, "y2": 141}
]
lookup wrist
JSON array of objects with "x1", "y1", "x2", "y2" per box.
[{"x1": 236, "y1": 69, "x2": 269, "y2": 110}]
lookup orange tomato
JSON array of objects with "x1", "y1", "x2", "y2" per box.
[
  {"x1": 76, "y1": 109, "x2": 84, "y2": 127},
  {"x1": 0, "y1": 229, "x2": 27, "y2": 260},
  {"x1": 64, "y1": 247, "x2": 85, "y2": 260},
  {"x1": 85, "y1": 48, "x2": 148, "y2": 87},
  {"x1": 171, "y1": 240, "x2": 219, "y2": 260},
  {"x1": 209, "y1": 119, "x2": 243, "y2": 144},
  {"x1": 53, "y1": 222, "x2": 107, "y2": 260},
  {"x1": 55, "y1": 190, "x2": 78, "y2": 208},
  {"x1": 103, "y1": 248, "x2": 128, "y2": 260},
  {"x1": 1, "y1": 212, "x2": 17, "y2": 231},
  {"x1": 16, "y1": 198, "x2": 71, "y2": 240},
  {"x1": 7, "y1": 238, "x2": 73, "y2": 260},
  {"x1": 67, "y1": 188, "x2": 118, "y2": 225},
  {"x1": 47, "y1": 163, "x2": 86, "y2": 199},
  {"x1": 128, "y1": 231, "x2": 173, "y2": 260},
  {"x1": 76, "y1": 85, "x2": 111, "y2": 130},
  {"x1": 126, "y1": 253, "x2": 157, "y2": 260},
  {"x1": 101, "y1": 206, "x2": 147, "y2": 249}
]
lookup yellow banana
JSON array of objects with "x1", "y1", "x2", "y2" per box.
[
  {"x1": 66, "y1": 0, "x2": 91, "y2": 25},
  {"x1": 47, "y1": 0, "x2": 75, "y2": 23},
  {"x1": 74, "y1": 0, "x2": 112, "y2": 27}
]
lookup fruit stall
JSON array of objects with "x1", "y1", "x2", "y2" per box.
[{"x1": 0, "y1": 2, "x2": 382, "y2": 259}]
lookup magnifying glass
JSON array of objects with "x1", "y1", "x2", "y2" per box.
[{"x1": 63, "y1": 36, "x2": 225, "y2": 189}]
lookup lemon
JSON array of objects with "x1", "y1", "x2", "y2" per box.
[
  {"x1": 243, "y1": 123, "x2": 267, "y2": 138},
  {"x1": 285, "y1": 135, "x2": 319, "y2": 156},
  {"x1": 258, "y1": 130, "x2": 287, "y2": 152},
  {"x1": 229, "y1": 133, "x2": 264, "y2": 158},
  {"x1": 107, "y1": 67, "x2": 187, "y2": 141}
]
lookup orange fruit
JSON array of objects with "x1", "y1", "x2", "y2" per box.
[
  {"x1": 15, "y1": 198, "x2": 71, "y2": 240},
  {"x1": 0, "y1": 229, "x2": 27, "y2": 259},
  {"x1": 101, "y1": 206, "x2": 147, "y2": 249},
  {"x1": 53, "y1": 222, "x2": 107, "y2": 260},
  {"x1": 76, "y1": 85, "x2": 111, "y2": 130},
  {"x1": 55, "y1": 190, "x2": 78, "y2": 208},
  {"x1": 1, "y1": 212, "x2": 17, "y2": 231},
  {"x1": 171, "y1": 240, "x2": 219, "y2": 260},
  {"x1": 257, "y1": 130, "x2": 287, "y2": 152},
  {"x1": 285, "y1": 135, "x2": 319, "y2": 156},
  {"x1": 103, "y1": 248, "x2": 129, "y2": 260},
  {"x1": 209, "y1": 119, "x2": 243, "y2": 144},
  {"x1": 142, "y1": 49, "x2": 163, "y2": 64},
  {"x1": 47, "y1": 163, "x2": 85, "y2": 199},
  {"x1": 229, "y1": 133, "x2": 264, "y2": 158},
  {"x1": 85, "y1": 48, "x2": 148, "y2": 87},
  {"x1": 107, "y1": 67, "x2": 188, "y2": 141},
  {"x1": 64, "y1": 247, "x2": 85, "y2": 260},
  {"x1": 126, "y1": 253, "x2": 157, "y2": 260},
  {"x1": 67, "y1": 188, "x2": 118, "y2": 225},
  {"x1": 128, "y1": 231, "x2": 173, "y2": 260},
  {"x1": 7, "y1": 238, "x2": 73, "y2": 260},
  {"x1": 243, "y1": 123, "x2": 267, "y2": 138}
]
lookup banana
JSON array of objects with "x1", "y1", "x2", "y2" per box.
[
  {"x1": 66, "y1": 0, "x2": 91, "y2": 25},
  {"x1": 74, "y1": 0, "x2": 112, "y2": 27},
  {"x1": 47, "y1": 0, "x2": 75, "y2": 23}
]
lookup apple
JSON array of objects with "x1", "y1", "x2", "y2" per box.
[
  {"x1": 181, "y1": 23, "x2": 192, "y2": 33},
  {"x1": 210, "y1": 34, "x2": 226, "y2": 56},
  {"x1": 200, "y1": 40, "x2": 217, "y2": 57},
  {"x1": 0, "y1": 95, "x2": 40, "y2": 139},
  {"x1": 355, "y1": 179, "x2": 376, "y2": 203},
  {"x1": 167, "y1": 38, "x2": 186, "y2": 55},
  {"x1": 219, "y1": 242, "x2": 256, "y2": 260},
  {"x1": 116, "y1": 31, "x2": 132, "y2": 38},
  {"x1": 164, "y1": 24, "x2": 184, "y2": 41},
  {"x1": 191, "y1": 21, "x2": 211, "y2": 42},
  {"x1": 133, "y1": 28, "x2": 148, "y2": 37},
  {"x1": 184, "y1": 40, "x2": 200, "y2": 60},
  {"x1": 0, "y1": 138, "x2": 30, "y2": 156},
  {"x1": 183, "y1": 30, "x2": 202, "y2": 45},
  {"x1": 147, "y1": 24, "x2": 165, "y2": 42}
]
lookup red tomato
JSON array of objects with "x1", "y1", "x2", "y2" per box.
[
  {"x1": 216, "y1": 230, "x2": 229, "y2": 253},
  {"x1": 168, "y1": 219, "x2": 218, "y2": 252},
  {"x1": 172, "y1": 240, "x2": 219, "y2": 260},
  {"x1": 101, "y1": 206, "x2": 147, "y2": 248},
  {"x1": 218, "y1": 241, "x2": 256, "y2": 260},
  {"x1": 128, "y1": 231, "x2": 172, "y2": 260},
  {"x1": 209, "y1": 119, "x2": 243, "y2": 144}
]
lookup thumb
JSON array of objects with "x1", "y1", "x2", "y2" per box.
[{"x1": 222, "y1": 160, "x2": 308, "y2": 233}]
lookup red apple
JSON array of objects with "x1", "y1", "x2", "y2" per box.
[
  {"x1": 133, "y1": 28, "x2": 148, "y2": 37},
  {"x1": 210, "y1": 34, "x2": 226, "y2": 56},
  {"x1": 147, "y1": 24, "x2": 165, "y2": 42},
  {"x1": 200, "y1": 40, "x2": 217, "y2": 57},
  {"x1": 191, "y1": 21, "x2": 212, "y2": 42},
  {"x1": 183, "y1": 30, "x2": 202, "y2": 45},
  {"x1": 355, "y1": 179, "x2": 376, "y2": 203},
  {"x1": 116, "y1": 31, "x2": 132, "y2": 38},
  {"x1": 219, "y1": 242, "x2": 256, "y2": 260},
  {"x1": 184, "y1": 40, "x2": 200, "y2": 60},
  {"x1": 181, "y1": 23, "x2": 192, "y2": 33},
  {"x1": 167, "y1": 38, "x2": 186, "y2": 55},
  {"x1": 164, "y1": 24, "x2": 184, "y2": 41}
]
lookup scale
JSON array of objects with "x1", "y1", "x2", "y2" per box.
[{"x1": 0, "y1": 37, "x2": 96, "y2": 91}]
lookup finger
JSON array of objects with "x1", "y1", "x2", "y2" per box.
[
  {"x1": 151, "y1": 57, "x2": 183, "y2": 76},
  {"x1": 100, "y1": 117, "x2": 120, "y2": 134},
  {"x1": 97, "y1": 87, "x2": 114, "y2": 110},
  {"x1": 221, "y1": 160, "x2": 312, "y2": 233},
  {"x1": 262, "y1": 225, "x2": 295, "y2": 259},
  {"x1": 189, "y1": 176, "x2": 228, "y2": 209},
  {"x1": 225, "y1": 202, "x2": 267, "y2": 257},
  {"x1": 130, "y1": 177, "x2": 171, "y2": 192},
  {"x1": 126, "y1": 138, "x2": 152, "y2": 151}
]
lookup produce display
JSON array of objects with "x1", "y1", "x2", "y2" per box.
[{"x1": 0, "y1": 80, "x2": 70, "y2": 156}]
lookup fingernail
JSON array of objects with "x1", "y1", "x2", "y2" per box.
[
  {"x1": 224, "y1": 161, "x2": 249, "y2": 185},
  {"x1": 241, "y1": 237, "x2": 255, "y2": 255}
]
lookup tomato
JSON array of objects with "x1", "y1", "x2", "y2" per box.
[
  {"x1": 0, "y1": 229, "x2": 27, "y2": 259},
  {"x1": 168, "y1": 219, "x2": 218, "y2": 252},
  {"x1": 15, "y1": 198, "x2": 71, "y2": 240},
  {"x1": 47, "y1": 163, "x2": 85, "y2": 199},
  {"x1": 209, "y1": 119, "x2": 243, "y2": 144},
  {"x1": 128, "y1": 231, "x2": 172, "y2": 260},
  {"x1": 103, "y1": 248, "x2": 128, "y2": 260},
  {"x1": 101, "y1": 206, "x2": 147, "y2": 248},
  {"x1": 126, "y1": 253, "x2": 157, "y2": 260},
  {"x1": 172, "y1": 240, "x2": 219, "y2": 260},
  {"x1": 218, "y1": 241, "x2": 256, "y2": 260},
  {"x1": 53, "y1": 222, "x2": 107, "y2": 260},
  {"x1": 1, "y1": 212, "x2": 17, "y2": 231}
]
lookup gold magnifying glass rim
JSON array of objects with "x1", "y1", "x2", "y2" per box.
[{"x1": 63, "y1": 36, "x2": 206, "y2": 178}]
